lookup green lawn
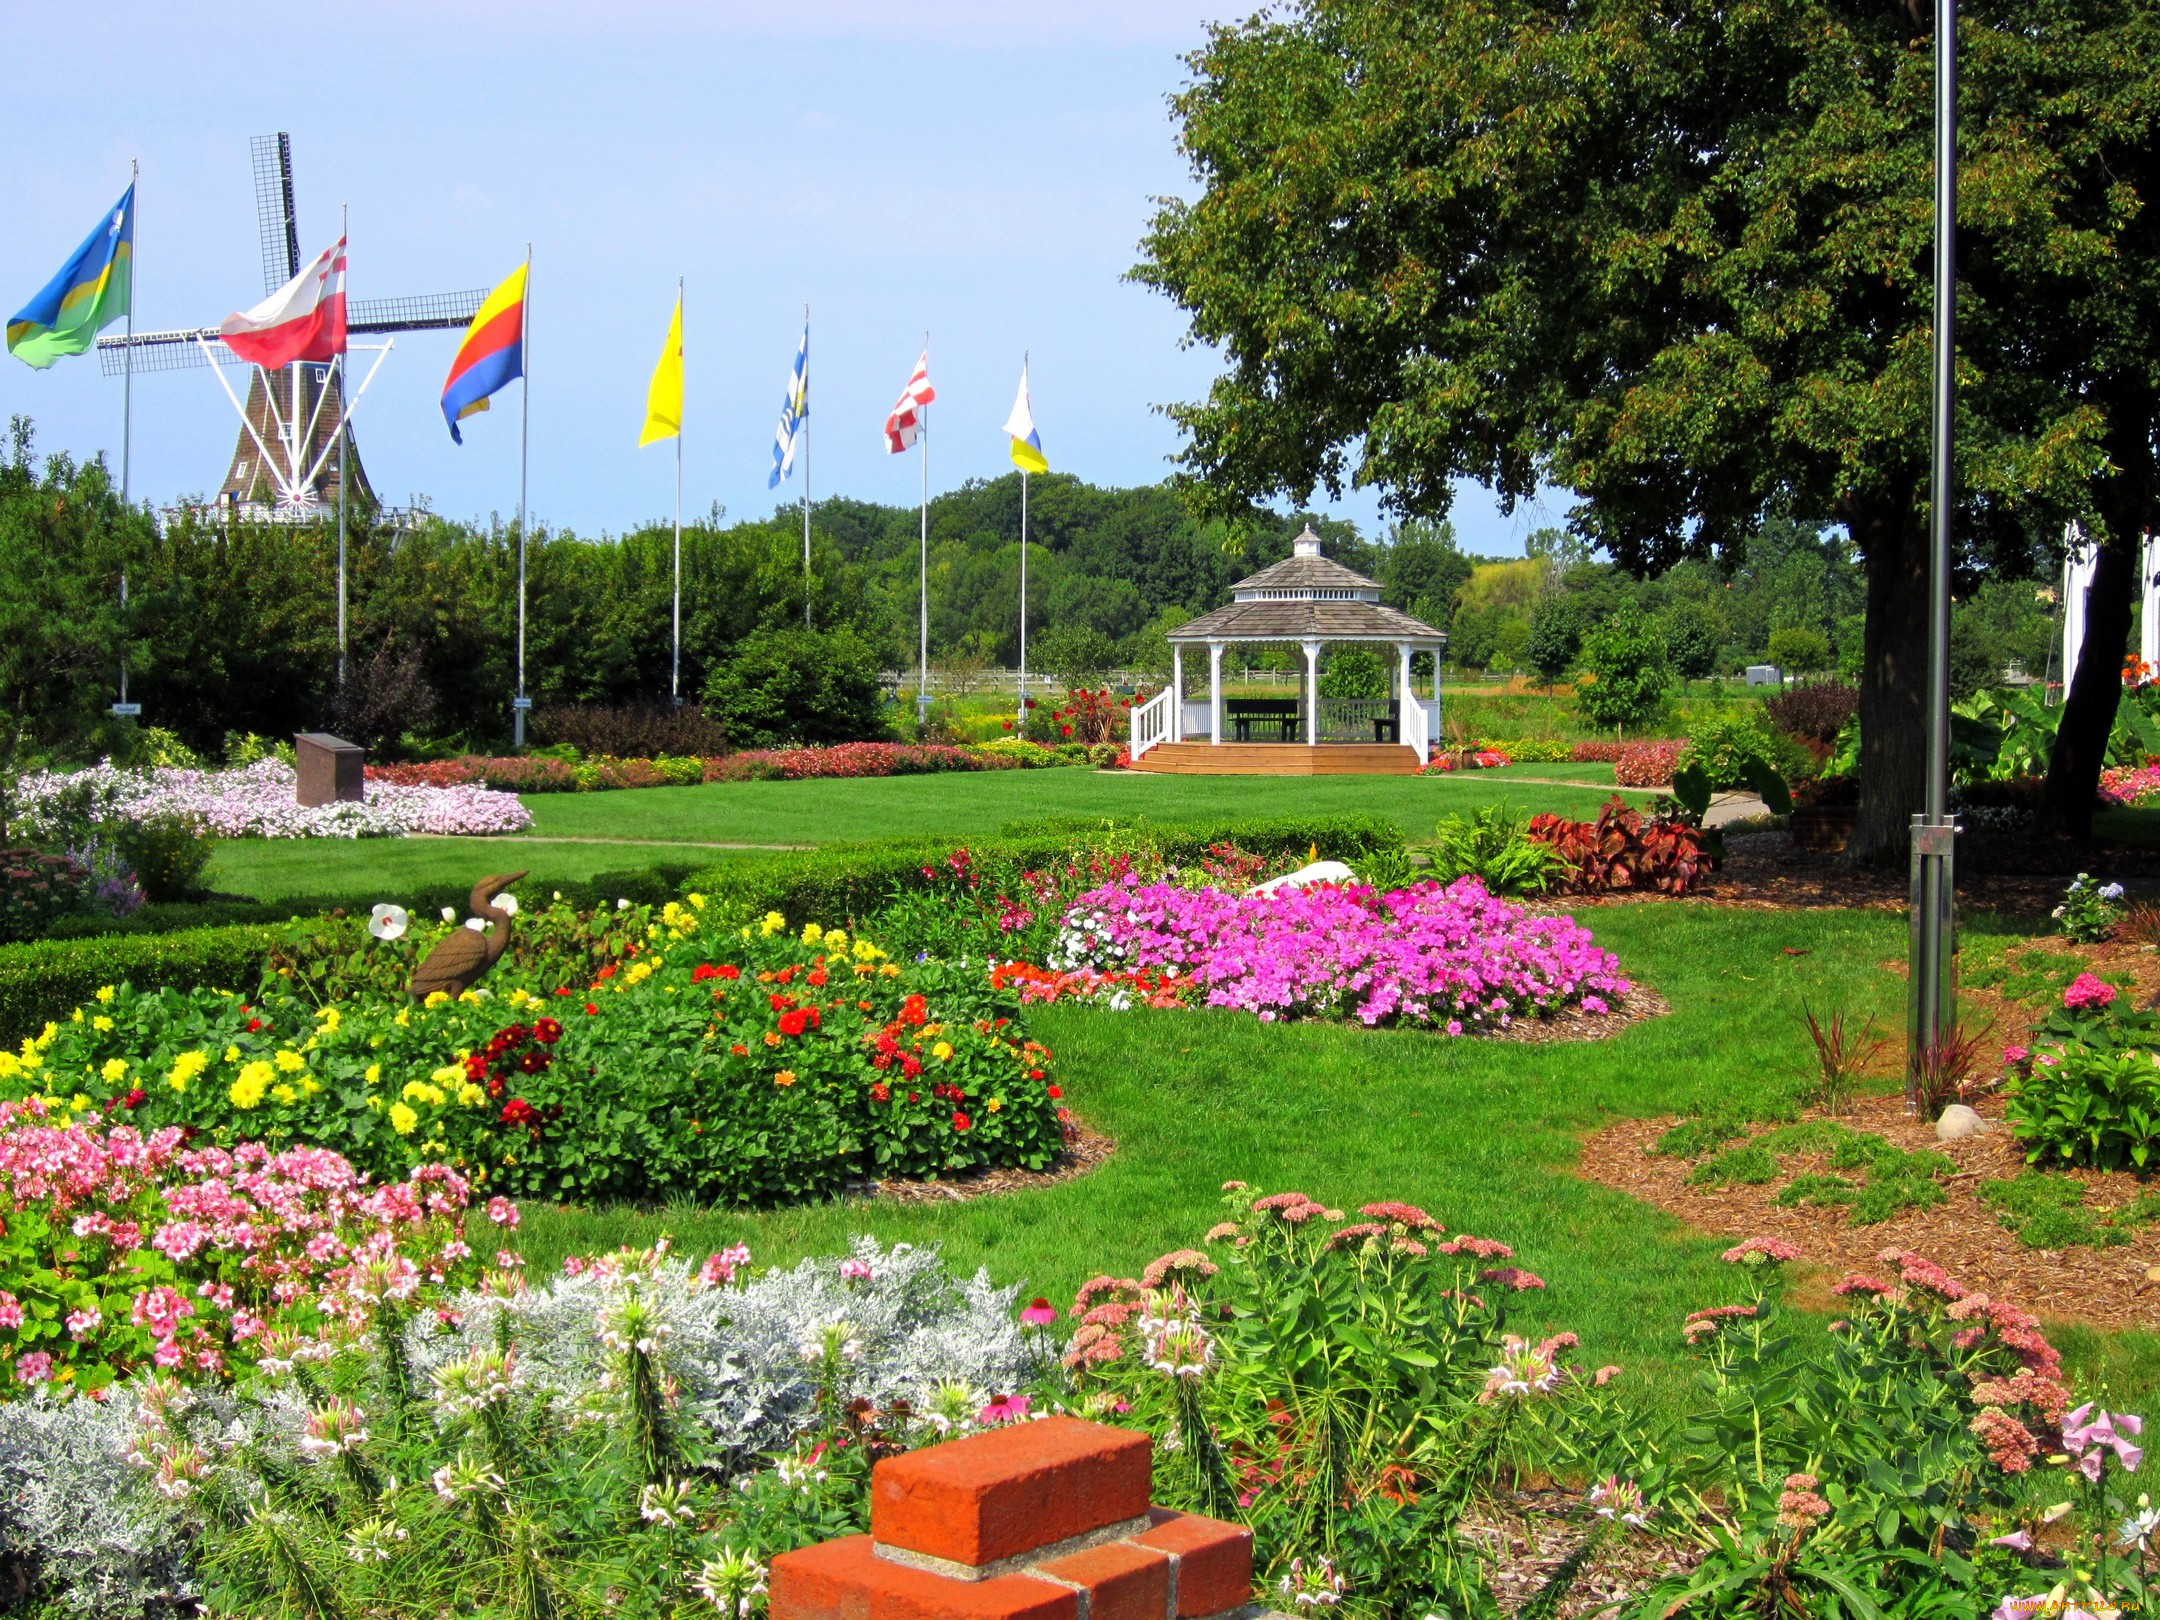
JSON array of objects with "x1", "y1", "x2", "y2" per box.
[
  {"x1": 205, "y1": 768, "x2": 1642, "y2": 902},
  {"x1": 517, "y1": 901, "x2": 2159, "y2": 1407}
]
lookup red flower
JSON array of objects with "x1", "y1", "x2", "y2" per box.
[
  {"x1": 900, "y1": 1054, "x2": 923, "y2": 1079},
  {"x1": 122, "y1": 1088, "x2": 146, "y2": 1110},
  {"x1": 584, "y1": 1002, "x2": 600, "y2": 1015},
  {"x1": 807, "y1": 968, "x2": 827, "y2": 987},
  {"x1": 693, "y1": 964, "x2": 722, "y2": 982},
  {"x1": 769, "y1": 992, "x2": 794, "y2": 1012},
  {"x1": 500, "y1": 1098, "x2": 539, "y2": 1128},
  {"x1": 908, "y1": 1091, "x2": 920, "y2": 1103},
  {"x1": 870, "y1": 1083, "x2": 890, "y2": 1102},
  {"x1": 952, "y1": 1112, "x2": 972, "y2": 1132},
  {"x1": 1046, "y1": 1084, "x2": 1062, "y2": 1099},
  {"x1": 518, "y1": 1051, "x2": 547, "y2": 1074},
  {"x1": 730, "y1": 1044, "x2": 749, "y2": 1057},
  {"x1": 717, "y1": 964, "x2": 741, "y2": 980},
  {"x1": 245, "y1": 1019, "x2": 263, "y2": 1034},
  {"x1": 554, "y1": 987, "x2": 574, "y2": 997},
  {"x1": 596, "y1": 964, "x2": 618, "y2": 981},
  {"x1": 534, "y1": 1018, "x2": 563, "y2": 1045},
  {"x1": 900, "y1": 995, "x2": 929, "y2": 1027},
  {"x1": 777, "y1": 1007, "x2": 821, "y2": 1038}
]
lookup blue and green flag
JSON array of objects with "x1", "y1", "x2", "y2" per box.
[{"x1": 8, "y1": 184, "x2": 134, "y2": 369}]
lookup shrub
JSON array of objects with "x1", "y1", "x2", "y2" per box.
[
  {"x1": 2006, "y1": 1043, "x2": 2160, "y2": 1170},
  {"x1": 1686, "y1": 1143, "x2": 1779, "y2": 1186},
  {"x1": 1677, "y1": 710, "x2": 1808, "y2": 790},
  {"x1": 2055, "y1": 873, "x2": 2126, "y2": 943},
  {"x1": 0, "y1": 1102, "x2": 489, "y2": 1395},
  {"x1": 1031, "y1": 624, "x2": 1120, "y2": 688},
  {"x1": 113, "y1": 811, "x2": 213, "y2": 903},
  {"x1": 1762, "y1": 681, "x2": 1859, "y2": 744},
  {"x1": 1765, "y1": 626, "x2": 1831, "y2": 675},
  {"x1": 3, "y1": 902, "x2": 1065, "y2": 1206},
  {"x1": 532, "y1": 701, "x2": 729, "y2": 758},
  {"x1": 1527, "y1": 797, "x2": 1709, "y2": 894},
  {"x1": 1318, "y1": 645, "x2": 1387, "y2": 699},
  {"x1": 0, "y1": 924, "x2": 280, "y2": 1048},
  {"x1": 1570, "y1": 740, "x2": 1631, "y2": 763},
  {"x1": 1427, "y1": 803, "x2": 1565, "y2": 894},
  {"x1": 0, "y1": 847, "x2": 90, "y2": 944},
  {"x1": 1575, "y1": 603, "x2": 1670, "y2": 730},
  {"x1": 703, "y1": 626, "x2": 886, "y2": 748},
  {"x1": 326, "y1": 634, "x2": 439, "y2": 756},
  {"x1": 1613, "y1": 740, "x2": 1683, "y2": 785},
  {"x1": 1471, "y1": 738, "x2": 1573, "y2": 763}
]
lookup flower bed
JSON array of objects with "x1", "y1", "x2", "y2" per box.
[
  {"x1": 14, "y1": 759, "x2": 531, "y2": 839},
  {"x1": 1050, "y1": 875, "x2": 1629, "y2": 1032},
  {"x1": 2, "y1": 900, "x2": 1065, "y2": 1205},
  {"x1": 1613, "y1": 740, "x2": 1684, "y2": 786},
  {"x1": 2101, "y1": 762, "x2": 2160, "y2": 807},
  {"x1": 367, "y1": 740, "x2": 1096, "y2": 793},
  {"x1": 0, "y1": 1100, "x2": 491, "y2": 1395}
]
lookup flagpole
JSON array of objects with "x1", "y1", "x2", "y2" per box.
[
  {"x1": 515, "y1": 242, "x2": 531, "y2": 749},
  {"x1": 671, "y1": 276, "x2": 683, "y2": 705},
  {"x1": 119, "y1": 159, "x2": 136, "y2": 716},
  {"x1": 802, "y1": 302, "x2": 811, "y2": 630},
  {"x1": 336, "y1": 201, "x2": 349, "y2": 690},
  {"x1": 1017, "y1": 351, "x2": 1029, "y2": 731},
  {"x1": 917, "y1": 333, "x2": 930, "y2": 732}
]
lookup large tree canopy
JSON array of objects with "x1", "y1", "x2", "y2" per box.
[{"x1": 1139, "y1": 0, "x2": 2159, "y2": 858}]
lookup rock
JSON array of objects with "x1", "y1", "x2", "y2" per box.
[
  {"x1": 1249, "y1": 860, "x2": 1359, "y2": 895},
  {"x1": 1936, "y1": 1103, "x2": 1987, "y2": 1142}
]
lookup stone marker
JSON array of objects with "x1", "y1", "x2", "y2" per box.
[{"x1": 293, "y1": 732, "x2": 365, "y2": 806}]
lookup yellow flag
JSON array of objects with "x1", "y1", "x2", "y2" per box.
[{"x1": 639, "y1": 295, "x2": 683, "y2": 446}]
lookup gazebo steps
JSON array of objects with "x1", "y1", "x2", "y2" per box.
[{"x1": 1132, "y1": 742, "x2": 1423, "y2": 776}]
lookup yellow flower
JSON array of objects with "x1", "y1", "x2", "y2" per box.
[
  {"x1": 168, "y1": 1051, "x2": 209, "y2": 1093},
  {"x1": 230, "y1": 1062, "x2": 273, "y2": 1109},
  {"x1": 91, "y1": 1016, "x2": 114, "y2": 1032},
  {"x1": 824, "y1": 928, "x2": 847, "y2": 952},
  {"x1": 71, "y1": 1009, "x2": 83, "y2": 1024},
  {"x1": 625, "y1": 960, "x2": 654, "y2": 985},
  {"x1": 365, "y1": 1064, "x2": 382, "y2": 1086},
  {"x1": 274, "y1": 1049, "x2": 307, "y2": 1074},
  {"x1": 402, "y1": 1081, "x2": 447, "y2": 1107},
  {"x1": 271, "y1": 1083, "x2": 299, "y2": 1106},
  {"x1": 761, "y1": 911, "x2": 787, "y2": 936},
  {"x1": 431, "y1": 1065, "x2": 464, "y2": 1086},
  {"x1": 396, "y1": 1009, "x2": 412, "y2": 1027},
  {"x1": 224, "y1": 1046, "x2": 241, "y2": 1064},
  {"x1": 100, "y1": 1058, "x2": 128, "y2": 1083},
  {"x1": 389, "y1": 1102, "x2": 419, "y2": 1135},
  {"x1": 458, "y1": 990, "x2": 482, "y2": 1006},
  {"x1": 932, "y1": 1041, "x2": 953, "y2": 1062},
  {"x1": 0, "y1": 1054, "x2": 18, "y2": 1081},
  {"x1": 72, "y1": 1092, "x2": 93, "y2": 1112},
  {"x1": 458, "y1": 1083, "x2": 486, "y2": 1108},
  {"x1": 316, "y1": 1007, "x2": 341, "y2": 1032},
  {"x1": 424, "y1": 992, "x2": 449, "y2": 1010},
  {"x1": 95, "y1": 986, "x2": 115, "y2": 1005},
  {"x1": 688, "y1": 892, "x2": 707, "y2": 911},
  {"x1": 986, "y1": 1097, "x2": 1002, "y2": 1112},
  {"x1": 801, "y1": 922, "x2": 823, "y2": 945},
  {"x1": 775, "y1": 1070, "x2": 797, "y2": 1087},
  {"x1": 880, "y1": 964, "x2": 901, "y2": 978},
  {"x1": 36, "y1": 1023, "x2": 57, "y2": 1048}
]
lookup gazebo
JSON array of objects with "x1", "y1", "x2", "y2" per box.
[{"x1": 1129, "y1": 526, "x2": 1447, "y2": 774}]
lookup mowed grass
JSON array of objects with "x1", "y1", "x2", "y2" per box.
[
  {"x1": 205, "y1": 769, "x2": 1640, "y2": 902},
  {"x1": 519, "y1": 901, "x2": 2159, "y2": 1406}
]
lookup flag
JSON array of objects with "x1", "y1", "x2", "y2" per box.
[
  {"x1": 1003, "y1": 361, "x2": 1048, "y2": 475},
  {"x1": 441, "y1": 263, "x2": 527, "y2": 443},
  {"x1": 219, "y1": 237, "x2": 348, "y2": 368},
  {"x1": 884, "y1": 348, "x2": 934, "y2": 453},
  {"x1": 639, "y1": 295, "x2": 683, "y2": 447},
  {"x1": 768, "y1": 320, "x2": 808, "y2": 488},
  {"x1": 8, "y1": 184, "x2": 134, "y2": 370}
]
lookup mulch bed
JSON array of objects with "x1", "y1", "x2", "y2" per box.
[
  {"x1": 1463, "y1": 1489, "x2": 1696, "y2": 1618},
  {"x1": 1486, "y1": 982, "x2": 1670, "y2": 1044},
  {"x1": 1578, "y1": 1089, "x2": 2160, "y2": 1335},
  {"x1": 851, "y1": 1121, "x2": 1118, "y2": 1205}
]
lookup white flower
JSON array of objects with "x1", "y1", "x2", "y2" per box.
[
  {"x1": 496, "y1": 892, "x2": 519, "y2": 915},
  {"x1": 441, "y1": 906, "x2": 458, "y2": 922},
  {"x1": 368, "y1": 903, "x2": 409, "y2": 941},
  {"x1": 465, "y1": 917, "x2": 488, "y2": 932},
  {"x1": 617, "y1": 897, "x2": 632, "y2": 911}
]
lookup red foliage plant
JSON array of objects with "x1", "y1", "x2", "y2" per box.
[
  {"x1": 1527, "y1": 796, "x2": 1708, "y2": 895},
  {"x1": 1613, "y1": 741, "x2": 1685, "y2": 787}
]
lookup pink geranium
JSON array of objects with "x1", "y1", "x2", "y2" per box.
[{"x1": 2063, "y1": 972, "x2": 2118, "y2": 1011}]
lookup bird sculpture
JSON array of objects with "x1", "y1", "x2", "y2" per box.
[{"x1": 407, "y1": 870, "x2": 528, "y2": 1001}]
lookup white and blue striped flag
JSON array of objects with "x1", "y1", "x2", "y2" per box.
[{"x1": 768, "y1": 319, "x2": 808, "y2": 488}]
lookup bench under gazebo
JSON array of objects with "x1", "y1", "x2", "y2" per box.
[{"x1": 1128, "y1": 526, "x2": 1447, "y2": 775}]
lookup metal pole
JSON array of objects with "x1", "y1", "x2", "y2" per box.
[
  {"x1": 803, "y1": 301, "x2": 812, "y2": 630},
  {"x1": 119, "y1": 159, "x2": 135, "y2": 714},
  {"x1": 336, "y1": 201, "x2": 349, "y2": 689},
  {"x1": 1910, "y1": 0, "x2": 1959, "y2": 1106},
  {"x1": 1018, "y1": 467, "x2": 1029, "y2": 729},
  {"x1": 515, "y1": 243, "x2": 531, "y2": 748},
  {"x1": 917, "y1": 332, "x2": 930, "y2": 731},
  {"x1": 672, "y1": 275, "x2": 683, "y2": 706}
]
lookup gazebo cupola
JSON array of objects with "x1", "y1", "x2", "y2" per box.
[{"x1": 1128, "y1": 525, "x2": 1447, "y2": 769}]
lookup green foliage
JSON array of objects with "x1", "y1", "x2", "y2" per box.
[
  {"x1": 1426, "y1": 803, "x2": 1563, "y2": 895},
  {"x1": 2056, "y1": 874, "x2": 2127, "y2": 945},
  {"x1": 1849, "y1": 1173, "x2": 1948, "y2": 1225},
  {"x1": 1649, "y1": 1116, "x2": 1745, "y2": 1158},
  {"x1": 0, "y1": 848, "x2": 92, "y2": 946},
  {"x1": 1765, "y1": 627, "x2": 1829, "y2": 675},
  {"x1": 1317, "y1": 645, "x2": 1387, "y2": 700},
  {"x1": 2007, "y1": 1043, "x2": 2160, "y2": 1171},
  {"x1": 1030, "y1": 623, "x2": 1121, "y2": 688},
  {"x1": 0, "y1": 924, "x2": 280, "y2": 1048},
  {"x1": 1660, "y1": 601, "x2": 1722, "y2": 682},
  {"x1": 1771, "y1": 1173, "x2": 1857, "y2": 1208},
  {"x1": 1574, "y1": 605, "x2": 1669, "y2": 731},
  {"x1": 1679, "y1": 711, "x2": 1806, "y2": 796},
  {"x1": 1686, "y1": 1143, "x2": 1779, "y2": 1187},
  {"x1": 1524, "y1": 596, "x2": 1587, "y2": 685},
  {"x1": 1978, "y1": 1173, "x2": 2132, "y2": 1250},
  {"x1": 113, "y1": 812, "x2": 215, "y2": 903},
  {"x1": 703, "y1": 625, "x2": 886, "y2": 749}
]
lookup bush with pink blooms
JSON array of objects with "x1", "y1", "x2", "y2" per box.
[
  {"x1": 1052, "y1": 874, "x2": 1630, "y2": 1032},
  {"x1": 0, "y1": 1098, "x2": 500, "y2": 1396}
]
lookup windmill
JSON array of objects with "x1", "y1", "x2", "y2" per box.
[{"x1": 96, "y1": 133, "x2": 487, "y2": 520}]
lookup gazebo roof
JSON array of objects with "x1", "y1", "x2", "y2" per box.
[{"x1": 1168, "y1": 525, "x2": 1446, "y2": 644}]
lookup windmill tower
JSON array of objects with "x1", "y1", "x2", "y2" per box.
[{"x1": 97, "y1": 132, "x2": 488, "y2": 521}]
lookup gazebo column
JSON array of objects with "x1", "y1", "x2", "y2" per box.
[
  {"x1": 1170, "y1": 644, "x2": 1184, "y2": 742},
  {"x1": 1302, "y1": 638, "x2": 1321, "y2": 746},
  {"x1": 1396, "y1": 641, "x2": 1413, "y2": 744},
  {"x1": 1209, "y1": 640, "x2": 1225, "y2": 746}
]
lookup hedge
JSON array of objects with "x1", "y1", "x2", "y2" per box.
[
  {"x1": 0, "y1": 925, "x2": 281, "y2": 1049},
  {"x1": 684, "y1": 814, "x2": 1404, "y2": 929}
]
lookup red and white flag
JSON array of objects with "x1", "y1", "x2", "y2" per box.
[
  {"x1": 883, "y1": 348, "x2": 934, "y2": 452},
  {"x1": 220, "y1": 237, "x2": 348, "y2": 368}
]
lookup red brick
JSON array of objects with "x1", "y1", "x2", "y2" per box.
[
  {"x1": 871, "y1": 1417, "x2": 1153, "y2": 1568},
  {"x1": 1033, "y1": 1541, "x2": 1171, "y2": 1620},
  {"x1": 771, "y1": 1535, "x2": 1079, "y2": 1620},
  {"x1": 1130, "y1": 1510, "x2": 1253, "y2": 1618}
]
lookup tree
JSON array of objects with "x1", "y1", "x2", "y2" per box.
[
  {"x1": 1660, "y1": 601, "x2": 1722, "y2": 685},
  {"x1": 1136, "y1": 1, "x2": 2157, "y2": 860},
  {"x1": 1767, "y1": 628, "x2": 1831, "y2": 678},
  {"x1": 1576, "y1": 604, "x2": 1669, "y2": 732},
  {"x1": 1523, "y1": 597, "x2": 1585, "y2": 687},
  {"x1": 1318, "y1": 645, "x2": 1387, "y2": 699},
  {"x1": 702, "y1": 626, "x2": 885, "y2": 748},
  {"x1": 1032, "y1": 625, "x2": 1120, "y2": 689}
]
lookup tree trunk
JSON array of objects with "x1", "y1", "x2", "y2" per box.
[
  {"x1": 1848, "y1": 491, "x2": 1929, "y2": 864},
  {"x1": 2041, "y1": 537, "x2": 2133, "y2": 839}
]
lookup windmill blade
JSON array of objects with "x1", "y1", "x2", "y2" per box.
[
  {"x1": 97, "y1": 328, "x2": 242, "y2": 374},
  {"x1": 250, "y1": 132, "x2": 300, "y2": 295},
  {"x1": 97, "y1": 288, "x2": 490, "y2": 375},
  {"x1": 350, "y1": 289, "x2": 487, "y2": 333}
]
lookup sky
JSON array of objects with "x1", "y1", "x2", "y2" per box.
[{"x1": 0, "y1": 0, "x2": 1561, "y2": 554}]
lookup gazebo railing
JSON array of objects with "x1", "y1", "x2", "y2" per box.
[
  {"x1": 1130, "y1": 687, "x2": 1174, "y2": 760},
  {"x1": 1316, "y1": 698, "x2": 1401, "y2": 743}
]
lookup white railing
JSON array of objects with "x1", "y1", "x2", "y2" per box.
[
  {"x1": 1130, "y1": 687, "x2": 1174, "y2": 760},
  {"x1": 1402, "y1": 692, "x2": 1430, "y2": 762}
]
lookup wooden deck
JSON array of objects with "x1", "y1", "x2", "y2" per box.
[{"x1": 1132, "y1": 742, "x2": 1424, "y2": 776}]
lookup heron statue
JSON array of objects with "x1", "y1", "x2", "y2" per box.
[{"x1": 408, "y1": 871, "x2": 528, "y2": 1001}]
